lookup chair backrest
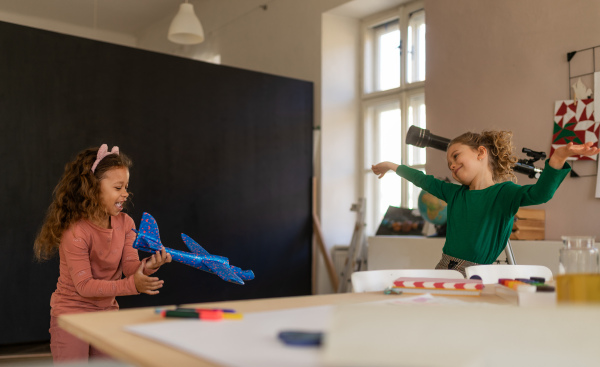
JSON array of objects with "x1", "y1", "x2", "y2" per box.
[
  {"x1": 465, "y1": 264, "x2": 553, "y2": 284},
  {"x1": 351, "y1": 269, "x2": 464, "y2": 293}
]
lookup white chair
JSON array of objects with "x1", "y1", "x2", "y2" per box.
[
  {"x1": 351, "y1": 269, "x2": 464, "y2": 293},
  {"x1": 465, "y1": 264, "x2": 553, "y2": 284}
]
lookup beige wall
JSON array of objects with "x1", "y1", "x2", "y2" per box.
[
  {"x1": 0, "y1": 9, "x2": 136, "y2": 46},
  {"x1": 425, "y1": 0, "x2": 600, "y2": 240},
  {"x1": 139, "y1": 0, "x2": 345, "y2": 80},
  {"x1": 320, "y1": 12, "x2": 361, "y2": 293}
]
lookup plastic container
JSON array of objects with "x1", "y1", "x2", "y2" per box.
[
  {"x1": 557, "y1": 236, "x2": 600, "y2": 303},
  {"x1": 558, "y1": 236, "x2": 599, "y2": 274}
]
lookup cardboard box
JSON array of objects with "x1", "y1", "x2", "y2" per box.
[{"x1": 510, "y1": 208, "x2": 545, "y2": 240}]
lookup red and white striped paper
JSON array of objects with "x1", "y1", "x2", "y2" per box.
[{"x1": 393, "y1": 277, "x2": 484, "y2": 290}]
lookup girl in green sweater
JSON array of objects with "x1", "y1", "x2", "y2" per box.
[{"x1": 372, "y1": 131, "x2": 599, "y2": 276}]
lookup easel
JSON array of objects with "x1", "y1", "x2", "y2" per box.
[
  {"x1": 504, "y1": 240, "x2": 516, "y2": 265},
  {"x1": 312, "y1": 178, "x2": 339, "y2": 292},
  {"x1": 337, "y1": 198, "x2": 367, "y2": 293}
]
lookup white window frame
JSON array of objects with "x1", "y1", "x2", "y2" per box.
[{"x1": 360, "y1": 1, "x2": 426, "y2": 235}]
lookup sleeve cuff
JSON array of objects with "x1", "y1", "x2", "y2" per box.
[
  {"x1": 544, "y1": 159, "x2": 571, "y2": 172},
  {"x1": 128, "y1": 275, "x2": 140, "y2": 295}
]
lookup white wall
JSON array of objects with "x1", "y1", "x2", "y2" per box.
[{"x1": 320, "y1": 12, "x2": 361, "y2": 293}]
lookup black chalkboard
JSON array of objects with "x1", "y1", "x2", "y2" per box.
[{"x1": 0, "y1": 21, "x2": 313, "y2": 345}]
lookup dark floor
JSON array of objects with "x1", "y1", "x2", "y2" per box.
[
  {"x1": 0, "y1": 341, "x2": 52, "y2": 365},
  {"x1": 0, "y1": 342, "x2": 134, "y2": 366}
]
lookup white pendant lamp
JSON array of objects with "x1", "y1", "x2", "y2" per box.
[{"x1": 168, "y1": 1, "x2": 205, "y2": 45}]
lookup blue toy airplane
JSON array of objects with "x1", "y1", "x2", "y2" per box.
[{"x1": 132, "y1": 212, "x2": 255, "y2": 285}]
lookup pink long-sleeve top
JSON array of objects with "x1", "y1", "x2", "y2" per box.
[{"x1": 50, "y1": 213, "x2": 155, "y2": 317}]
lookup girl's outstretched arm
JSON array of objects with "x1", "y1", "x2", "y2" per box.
[
  {"x1": 549, "y1": 142, "x2": 600, "y2": 169},
  {"x1": 372, "y1": 161, "x2": 400, "y2": 179}
]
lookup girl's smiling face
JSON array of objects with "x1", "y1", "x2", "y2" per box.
[
  {"x1": 99, "y1": 167, "x2": 130, "y2": 219},
  {"x1": 446, "y1": 143, "x2": 481, "y2": 185}
]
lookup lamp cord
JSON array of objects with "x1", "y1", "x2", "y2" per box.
[{"x1": 208, "y1": 1, "x2": 275, "y2": 36}]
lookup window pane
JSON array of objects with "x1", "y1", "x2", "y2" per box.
[
  {"x1": 378, "y1": 172, "x2": 402, "y2": 220},
  {"x1": 374, "y1": 102, "x2": 401, "y2": 221},
  {"x1": 374, "y1": 20, "x2": 400, "y2": 91},
  {"x1": 407, "y1": 10, "x2": 426, "y2": 83},
  {"x1": 378, "y1": 107, "x2": 402, "y2": 162},
  {"x1": 418, "y1": 23, "x2": 426, "y2": 81},
  {"x1": 406, "y1": 93, "x2": 426, "y2": 165}
]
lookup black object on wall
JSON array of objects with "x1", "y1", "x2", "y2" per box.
[{"x1": 0, "y1": 21, "x2": 313, "y2": 345}]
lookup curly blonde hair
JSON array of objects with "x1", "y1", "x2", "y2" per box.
[
  {"x1": 33, "y1": 147, "x2": 132, "y2": 261},
  {"x1": 449, "y1": 130, "x2": 518, "y2": 183}
]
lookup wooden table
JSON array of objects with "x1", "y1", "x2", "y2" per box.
[{"x1": 59, "y1": 288, "x2": 512, "y2": 367}]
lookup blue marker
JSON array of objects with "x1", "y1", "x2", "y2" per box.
[
  {"x1": 278, "y1": 331, "x2": 323, "y2": 346},
  {"x1": 177, "y1": 307, "x2": 237, "y2": 313}
]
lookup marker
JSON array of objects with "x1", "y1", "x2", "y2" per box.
[
  {"x1": 515, "y1": 278, "x2": 533, "y2": 283},
  {"x1": 198, "y1": 310, "x2": 224, "y2": 320},
  {"x1": 278, "y1": 331, "x2": 323, "y2": 346},
  {"x1": 384, "y1": 287, "x2": 403, "y2": 295},
  {"x1": 223, "y1": 313, "x2": 244, "y2": 320},
  {"x1": 506, "y1": 280, "x2": 534, "y2": 292},
  {"x1": 154, "y1": 307, "x2": 237, "y2": 314},
  {"x1": 161, "y1": 310, "x2": 223, "y2": 320},
  {"x1": 161, "y1": 310, "x2": 201, "y2": 319},
  {"x1": 177, "y1": 308, "x2": 243, "y2": 319},
  {"x1": 154, "y1": 307, "x2": 177, "y2": 314},
  {"x1": 498, "y1": 278, "x2": 512, "y2": 286},
  {"x1": 177, "y1": 307, "x2": 237, "y2": 313},
  {"x1": 535, "y1": 285, "x2": 555, "y2": 292}
]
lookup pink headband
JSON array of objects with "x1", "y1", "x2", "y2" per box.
[{"x1": 91, "y1": 144, "x2": 119, "y2": 173}]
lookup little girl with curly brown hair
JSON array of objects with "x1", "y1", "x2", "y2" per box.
[
  {"x1": 372, "y1": 130, "x2": 599, "y2": 276},
  {"x1": 34, "y1": 144, "x2": 171, "y2": 363}
]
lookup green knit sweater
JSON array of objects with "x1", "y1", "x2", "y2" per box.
[{"x1": 395, "y1": 160, "x2": 570, "y2": 264}]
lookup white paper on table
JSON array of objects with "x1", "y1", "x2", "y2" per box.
[
  {"x1": 322, "y1": 303, "x2": 600, "y2": 367},
  {"x1": 125, "y1": 297, "x2": 508, "y2": 367},
  {"x1": 125, "y1": 305, "x2": 333, "y2": 367},
  {"x1": 388, "y1": 293, "x2": 504, "y2": 307}
]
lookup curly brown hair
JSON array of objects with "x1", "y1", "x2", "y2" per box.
[
  {"x1": 449, "y1": 130, "x2": 518, "y2": 183},
  {"x1": 33, "y1": 147, "x2": 132, "y2": 261}
]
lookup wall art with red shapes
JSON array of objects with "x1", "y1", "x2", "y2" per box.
[{"x1": 552, "y1": 98, "x2": 599, "y2": 161}]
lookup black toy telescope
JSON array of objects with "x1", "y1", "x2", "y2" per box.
[
  {"x1": 405, "y1": 126, "x2": 451, "y2": 151},
  {"x1": 405, "y1": 126, "x2": 544, "y2": 179}
]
